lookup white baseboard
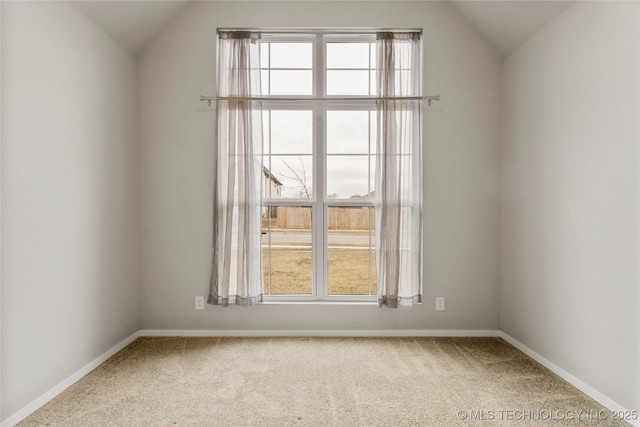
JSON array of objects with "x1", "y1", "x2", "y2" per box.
[
  {"x1": 498, "y1": 331, "x2": 639, "y2": 427},
  {"x1": 139, "y1": 329, "x2": 501, "y2": 337},
  {"x1": 1, "y1": 331, "x2": 141, "y2": 427}
]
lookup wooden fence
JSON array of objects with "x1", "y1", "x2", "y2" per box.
[{"x1": 273, "y1": 206, "x2": 374, "y2": 230}]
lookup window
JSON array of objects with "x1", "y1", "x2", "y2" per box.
[
  {"x1": 210, "y1": 29, "x2": 423, "y2": 307},
  {"x1": 260, "y1": 33, "x2": 381, "y2": 301}
]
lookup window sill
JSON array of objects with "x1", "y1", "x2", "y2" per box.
[{"x1": 261, "y1": 300, "x2": 377, "y2": 306}]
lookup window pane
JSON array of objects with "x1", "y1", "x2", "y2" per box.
[
  {"x1": 270, "y1": 43, "x2": 312, "y2": 68},
  {"x1": 327, "y1": 111, "x2": 370, "y2": 154},
  {"x1": 328, "y1": 252, "x2": 376, "y2": 295},
  {"x1": 369, "y1": 43, "x2": 377, "y2": 68},
  {"x1": 263, "y1": 208, "x2": 312, "y2": 295},
  {"x1": 327, "y1": 155, "x2": 372, "y2": 199},
  {"x1": 327, "y1": 206, "x2": 376, "y2": 295},
  {"x1": 265, "y1": 156, "x2": 313, "y2": 199},
  {"x1": 262, "y1": 110, "x2": 270, "y2": 143},
  {"x1": 369, "y1": 70, "x2": 377, "y2": 96},
  {"x1": 260, "y1": 43, "x2": 270, "y2": 68},
  {"x1": 370, "y1": 110, "x2": 377, "y2": 154},
  {"x1": 264, "y1": 251, "x2": 313, "y2": 295},
  {"x1": 262, "y1": 165, "x2": 281, "y2": 199},
  {"x1": 370, "y1": 156, "x2": 376, "y2": 196},
  {"x1": 327, "y1": 206, "x2": 374, "y2": 234},
  {"x1": 327, "y1": 70, "x2": 370, "y2": 95},
  {"x1": 270, "y1": 110, "x2": 312, "y2": 154},
  {"x1": 327, "y1": 43, "x2": 369, "y2": 69},
  {"x1": 261, "y1": 70, "x2": 269, "y2": 95},
  {"x1": 270, "y1": 70, "x2": 312, "y2": 95}
]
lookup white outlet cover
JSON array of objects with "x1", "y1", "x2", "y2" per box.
[
  {"x1": 435, "y1": 297, "x2": 445, "y2": 311},
  {"x1": 195, "y1": 296, "x2": 205, "y2": 310}
]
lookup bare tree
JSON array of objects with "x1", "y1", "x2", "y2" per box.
[{"x1": 278, "y1": 157, "x2": 312, "y2": 199}]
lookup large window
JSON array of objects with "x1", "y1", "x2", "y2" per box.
[
  {"x1": 261, "y1": 33, "x2": 379, "y2": 301},
  {"x1": 209, "y1": 29, "x2": 423, "y2": 307}
]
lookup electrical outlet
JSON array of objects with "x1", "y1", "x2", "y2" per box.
[
  {"x1": 435, "y1": 297, "x2": 445, "y2": 311},
  {"x1": 195, "y1": 296, "x2": 204, "y2": 310}
]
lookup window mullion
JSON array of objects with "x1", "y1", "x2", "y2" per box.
[
  {"x1": 312, "y1": 34, "x2": 328, "y2": 299},
  {"x1": 315, "y1": 33, "x2": 325, "y2": 98},
  {"x1": 314, "y1": 105, "x2": 327, "y2": 299}
]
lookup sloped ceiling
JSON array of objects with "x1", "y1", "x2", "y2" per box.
[
  {"x1": 452, "y1": 0, "x2": 575, "y2": 57},
  {"x1": 69, "y1": 0, "x2": 189, "y2": 54},
  {"x1": 69, "y1": 0, "x2": 575, "y2": 57}
]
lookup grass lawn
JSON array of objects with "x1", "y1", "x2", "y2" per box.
[{"x1": 263, "y1": 250, "x2": 377, "y2": 296}]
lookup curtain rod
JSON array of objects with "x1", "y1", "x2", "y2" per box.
[
  {"x1": 216, "y1": 28, "x2": 422, "y2": 35},
  {"x1": 200, "y1": 95, "x2": 440, "y2": 106}
]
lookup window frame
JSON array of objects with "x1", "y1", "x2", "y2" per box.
[{"x1": 261, "y1": 32, "x2": 381, "y2": 302}]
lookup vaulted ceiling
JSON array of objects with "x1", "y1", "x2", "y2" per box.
[
  {"x1": 69, "y1": 0, "x2": 575, "y2": 57},
  {"x1": 452, "y1": 1, "x2": 574, "y2": 56},
  {"x1": 69, "y1": 0, "x2": 190, "y2": 53}
]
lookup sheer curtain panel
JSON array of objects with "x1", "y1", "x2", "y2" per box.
[
  {"x1": 209, "y1": 31, "x2": 264, "y2": 306},
  {"x1": 375, "y1": 32, "x2": 423, "y2": 308}
]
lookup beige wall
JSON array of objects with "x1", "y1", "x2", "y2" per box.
[
  {"x1": 1, "y1": 1, "x2": 141, "y2": 420},
  {"x1": 138, "y1": 1, "x2": 502, "y2": 331},
  {"x1": 501, "y1": 1, "x2": 640, "y2": 411}
]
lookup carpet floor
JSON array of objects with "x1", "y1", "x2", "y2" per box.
[{"x1": 18, "y1": 337, "x2": 629, "y2": 426}]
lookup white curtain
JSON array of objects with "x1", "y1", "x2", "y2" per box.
[
  {"x1": 375, "y1": 32, "x2": 423, "y2": 308},
  {"x1": 209, "y1": 31, "x2": 263, "y2": 306}
]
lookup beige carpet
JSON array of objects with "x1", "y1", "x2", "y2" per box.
[{"x1": 18, "y1": 337, "x2": 629, "y2": 426}]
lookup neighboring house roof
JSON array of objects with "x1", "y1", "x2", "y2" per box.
[
  {"x1": 350, "y1": 191, "x2": 375, "y2": 199},
  {"x1": 263, "y1": 166, "x2": 283, "y2": 186}
]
